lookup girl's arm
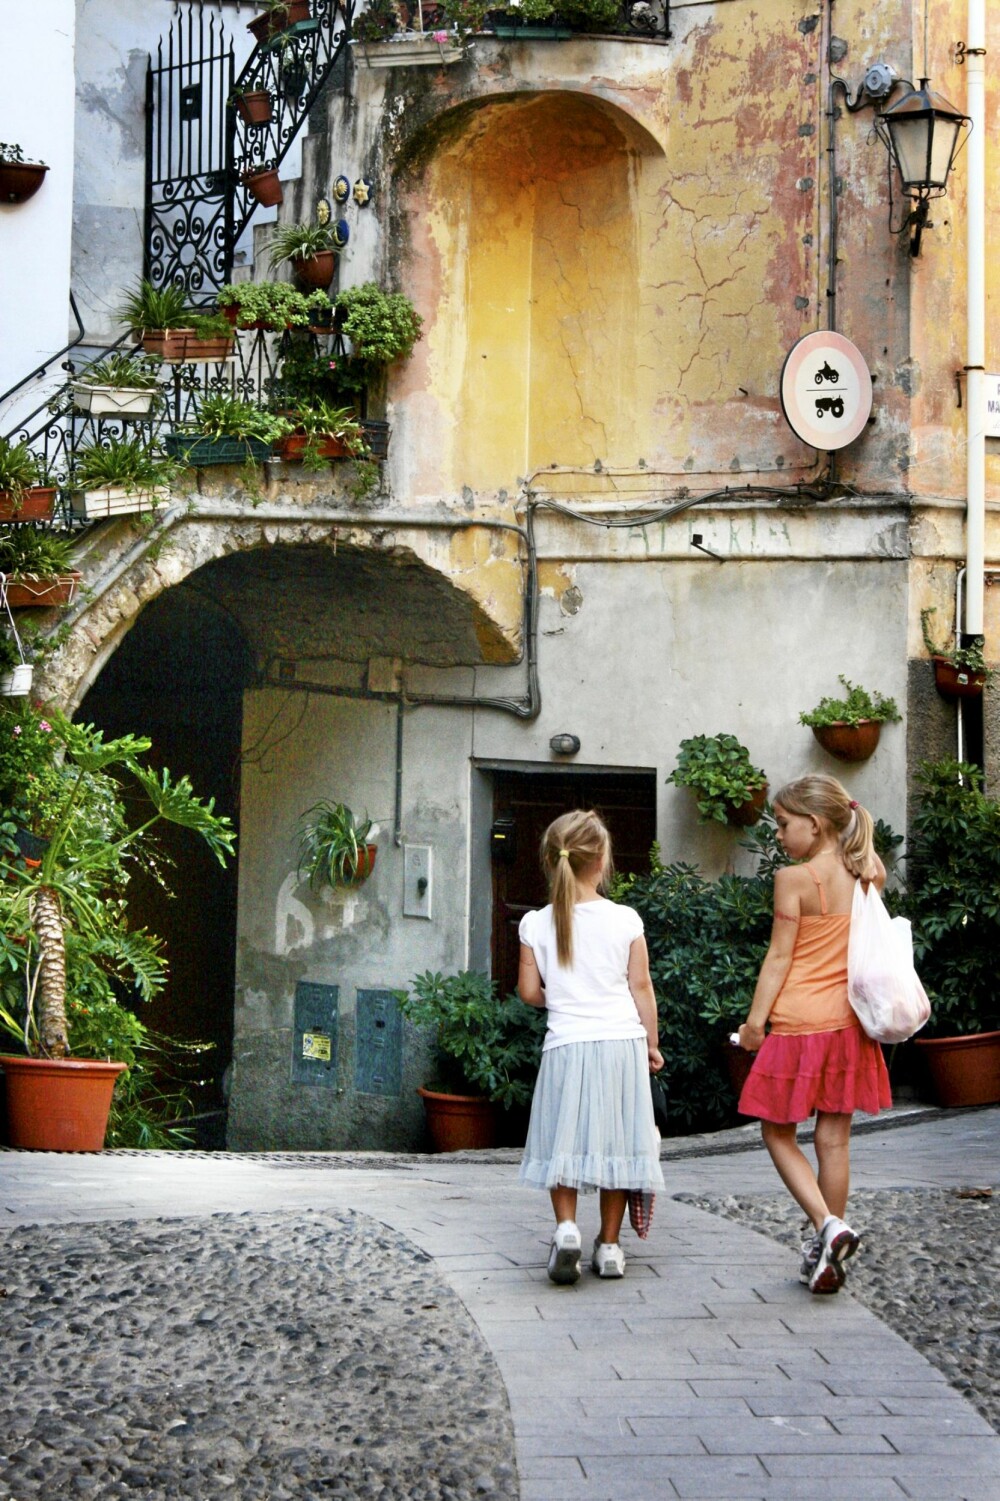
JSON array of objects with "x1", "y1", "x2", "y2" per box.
[
  {"x1": 627, "y1": 935, "x2": 664, "y2": 1073},
  {"x1": 518, "y1": 944, "x2": 546, "y2": 1007},
  {"x1": 737, "y1": 866, "x2": 801, "y2": 1052}
]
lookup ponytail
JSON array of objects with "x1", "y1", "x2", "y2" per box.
[
  {"x1": 539, "y1": 809, "x2": 612, "y2": 967},
  {"x1": 773, "y1": 774, "x2": 878, "y2": 880}
]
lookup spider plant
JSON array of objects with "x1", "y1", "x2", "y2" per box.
[{"x1": 297, "y1": 801, "x2": 376, "y2": 888}]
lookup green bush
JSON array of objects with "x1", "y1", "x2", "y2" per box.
[
  {"x1": 901, "y1": 759, "x2": 1000, "y2": 1037},
  {"x1": 614, "y1": 822, "x2": 785, "y2": 1132},
  {"x1": 396, "y1": 970, "x2": 545, "y2": 1109}
]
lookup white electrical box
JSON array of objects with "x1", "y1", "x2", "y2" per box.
[{"x1": 403, "y1": 844, "x2": 432, "y2": 919}]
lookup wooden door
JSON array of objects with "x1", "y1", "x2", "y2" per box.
[{"x1": 489, "y1": 770, "x2": 656, "y2": 999}]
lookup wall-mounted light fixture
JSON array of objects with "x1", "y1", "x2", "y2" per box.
[
  {"x1": 549, "y1": 733, "x2": 581, "y2": 756},
  {"x1": 874, "y1": 80, "x2": 970, "y2": 257}
]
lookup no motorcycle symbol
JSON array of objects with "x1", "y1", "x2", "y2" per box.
[{"x1": 780, "y1": 334, "x2": 873, "y2": 451}]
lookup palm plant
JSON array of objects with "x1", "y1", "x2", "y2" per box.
[
  {"x1": 116, "y1": 279, "x2": 192, "y2": 333},
  {"x1": 0, "y1": 706, "x2": 235, "y2": 1059}
]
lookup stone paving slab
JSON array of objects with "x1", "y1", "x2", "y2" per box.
[{"x1": 3, "y1": 1108, "x2": 1000, "y2": 1500}]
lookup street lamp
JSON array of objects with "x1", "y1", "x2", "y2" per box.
[{"x1": 874, "y1": 80, "x2": 970, "y2": 256}]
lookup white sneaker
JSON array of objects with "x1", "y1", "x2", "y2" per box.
[
  {"x1": 591, "y1": 1239, "x2": 626, "y2": 1279},
  {"x1": 808, "y1": 1216, "x2": 860, "y2": 1295},
  {"x1": 799, "y1": 1231, "x2": 823, "y2": 1286},
  {"x1": 547, "y1": 1220, "x2": 582, "y2": 1284}
]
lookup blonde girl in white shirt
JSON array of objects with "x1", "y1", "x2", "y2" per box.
[{"x1": 518, "y1": 809, "x2": 664, "y2": 1284}]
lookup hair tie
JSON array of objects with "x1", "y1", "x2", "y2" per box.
[
  {"x1": 849, "y1": 800, "x2": 859, "y2": 810},
  {"x1": 558, "y1": 848, "x2": 570, "y2": 859}
]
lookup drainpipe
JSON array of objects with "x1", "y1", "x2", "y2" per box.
[{"x1": 963, "y1": 0, "x2": 986, "y2": 640}]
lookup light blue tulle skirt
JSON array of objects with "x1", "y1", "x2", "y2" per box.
[{"x1": 518, "y1": 1038, "x2": 665, "y2": 1193}]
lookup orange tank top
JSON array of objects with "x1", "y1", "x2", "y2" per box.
[{"x1": 768, "y1": 864, "x2": 859, "y2": 1037}]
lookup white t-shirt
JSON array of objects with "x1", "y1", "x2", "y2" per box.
[{"x1": 518, "y1": 898, "x2": 647, "y2": 1052}]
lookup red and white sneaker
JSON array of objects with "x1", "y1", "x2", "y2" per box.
[{"x1": 809, "y1": 1216, "x2": 860, "y2": 1295}]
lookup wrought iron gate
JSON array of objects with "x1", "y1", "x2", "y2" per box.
[
  {"x1": 145, "y1": 1, "x2": 354, "y2": 306},
  {"x1": 145, "y1": 6, "x2": 236, "y2": 304}
]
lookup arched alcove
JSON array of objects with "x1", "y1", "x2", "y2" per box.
[
  {"x1": 396, "y1": 90, "x2": 661, "y2": 493},
  {"x1": 79, "y1": 583, "x2": 251, "y2": 1137}
]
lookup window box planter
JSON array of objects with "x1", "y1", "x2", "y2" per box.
[
  {"x1": 488, "y1": 22, "x2": 574, "y2": 36},
  {"x1": 0, "y1": 160, "x2": 48, "y2": 204},
  {"x1": 1, "y1": 573, "x2": 81, "y2": 609},
  {"x1": 241, "y1": 167, "x2": 283, "y2": 207},
  {"x1": 233, "y1": 90, "x2": 274, "y2": 127},
  {"x1": 247, "y1": 0, "x2": 311, "y2": 44},
  {"x1": 361, "y1": 420, "x2": 390, "y2": 460},
  {"x1": 141, "y1": 329, "x2": 235, "y2": 363},
  {"x1": 275, "y1": 431, "x2": 360, "y2": 462},
  {"x1": 351, "y1": 33, "x2": 465, "y2": 67},
  {"x1": 0, "y1": 486, "x2": 56, "y2": 522},
  {"x1": 70, "y1": 486, "x2": 167, "y2": 520},
  {"x1": 71, "y1": 382, "x2": 159, "y2": 418},
  {"x1": 162, "y1": 434, "x2": 273, "y2": 466}
]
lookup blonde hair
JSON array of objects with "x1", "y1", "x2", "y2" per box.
[
  {"x1": 540, "y1": 809, "x2": 613, "y2": 968},
  {"x1": 772, "y1": 774, "x2": 878, "y2": 879}
]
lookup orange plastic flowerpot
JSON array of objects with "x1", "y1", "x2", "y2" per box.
[{"x1": 1, "y1": 1055, "x2": 128, "y2": 1151}]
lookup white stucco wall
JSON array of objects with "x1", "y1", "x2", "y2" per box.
[{"x1": 0, "y1": 0, "x2": 77, "y2": 425}]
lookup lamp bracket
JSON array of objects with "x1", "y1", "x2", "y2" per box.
[{"x1": 832, "y1": 61, "x2": 898, "y2": 113}]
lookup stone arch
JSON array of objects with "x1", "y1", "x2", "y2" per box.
[
  {"x1": 388, "y1": 87, "x2": 664, "y2": 496},
  {"x1": 39, "y1": 511, "x2": 525, "y2": 711}
]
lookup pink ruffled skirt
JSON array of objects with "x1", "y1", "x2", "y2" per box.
[{"x1": 737, "y1": 1024, "x2": 891, "y2": 1124}]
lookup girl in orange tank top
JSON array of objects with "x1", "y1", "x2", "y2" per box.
[{"x1": 736, "y1": 774, "x2": 891, "y2": 1295}]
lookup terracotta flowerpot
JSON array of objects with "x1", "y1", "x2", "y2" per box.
[
  {"x1": 342, "y1": 844, "x2": 378, "y2": 884},
  {"x1": 1, "y1": 1055, "x2": 128, "y2": 1151},
  {"x1": 2, "y1": 572, "x2": 81, "y2": 609},
  {"x1": 247, "y1": 0, "x2": 311, "y2": 43},
  {"x1": 292, "y1": 251, "x2": 337, "y2": 290},
  {"x1": 141, "y1": 329, "x2": 234, "y2": 363},
  {"x1": 234, "y1": 90, "x2": 274, "y2": 127},
  {"x1": 242, "y1": 167, "x2": 283, "y2": 207},
  {"x1": 811, "y1": 719, "x2": 882, "y2": 762},
  {"x1": 726, "y1": 783, "x2": 768, "y2": 828},
  {"x1": 932, "y1": 656, "x2": 986, "y2": 700},
  {"x1": 913, "y1": 1030, "x2": 1000, "y2": 1108},
  {"x1": 0, "y1": 486, "x2": 56, "y2": 522},
  {"x1": 0, "y1": 161, "x2": 48, "y2": 204},
  {"x1": 417, "y1": 1086, "x2": 497, "y2": 1151},
  {"x1": 140, "y1": 327, "x2": 195, "y2": 361}
]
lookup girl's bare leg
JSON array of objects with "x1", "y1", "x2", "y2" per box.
[
  {"x1": 813, "y1": 1111, "x2": 853, "y2": 1220},
  {"x1": 598, "y1": 1189, "x2": 628, "y2": 1243},
  {"x1": 551, "y1": 1185, "x2": 579, "y2": 1225},
  {"x1": 760, "y1": 1121, "x2": 829, "y2": 1231}
]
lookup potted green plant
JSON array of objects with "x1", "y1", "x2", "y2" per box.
[
  {"x1": 116, "y1": 279, "x2": 194, "y2": 360},
  {"x1": 0, "y1": 437, "x2": 56, "y2": 522},
  {"x1": 667, "y1": 733, "x2": 769, "y2": 826},
  {"x1": 246, "y1": 0, "x2": 312, "y2": 44},
  {"x1": 395, "y1": 970, "x2": 545, "y2": 1150},
  {"x1": 0, "y1": 526, "x2": 80, "y2": 609},
  {"x1": 903, "y1": 760, "x2": 1000, "y2": 1107},
  {"x1": 0, "y1": 702, "x2": 235, "y2": 1150},
  {"x1": 241, "y1": 159, "x2": 284, "y2": 207},
  {"x1": 335, "y1": 282, "x2": 423, "y2": 380},
  {"x1": 163, "y1": 394, "x2": 293, "y2": 469},
  {"x1": 0, "y1": 142, "x2": 48, "y2": 204},
  {"x1": 276, "y1": 400, "x2": 369, "y2": 467},
  {"x1": 296, "y1": 800, "x2": 378, "y2": 886},
  {"x1": 920, "y1": 606, "x2": 990, "y2": 699},
  {"x1": 216, "y1": 281, "x2": 330, "y2": 330},
  {"x1": 229, "y1": 84, "x2": 274, "y2": 127},
  {"x1": 70, "y1": 353, "x2": 163, "y2": 418},
  {"x1": 269, "y1": 222, "x2": 340, "y2": 290},
  {"x1": 70, "y1": 437, "x2": 180, "y2": 520},
  {"x1": 799, "y1": 676, "x2": 901, "y2": 762}
]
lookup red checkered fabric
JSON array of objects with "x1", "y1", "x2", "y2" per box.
[{"x1": 627, "y1": 1189, "x2": 655, "y2": 1239}]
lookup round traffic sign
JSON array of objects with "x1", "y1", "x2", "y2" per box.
[{"x1": 780, "y1": 332, "x2": 873, "y2": 450}]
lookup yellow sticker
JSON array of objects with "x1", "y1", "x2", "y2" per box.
[{"x1": 302, "y1": 1031, "x2": 331, "y2": 1061}]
